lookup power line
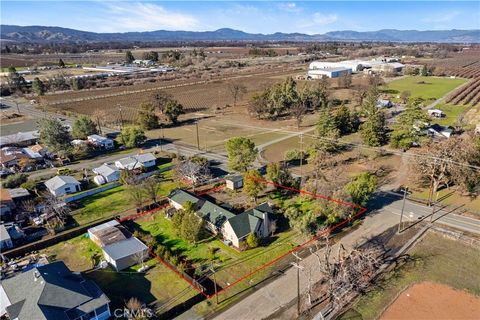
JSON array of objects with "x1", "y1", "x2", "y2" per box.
[{"x1": 221, "y1": 121, "x2": 480, "y2": 171}]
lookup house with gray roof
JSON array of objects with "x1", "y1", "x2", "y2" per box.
[
  {"x1": 0, "y1": 224, "x2": 13, "y2": 250},
  {"x1": 0, "y1": 261, "x2": 110, "y2": 320},
  {"x1": 168, "y1": 189, "x2": 275, "y2": 248},
  {"x1": 44, "y1": 176, "x2": 81, "y2": 197},
  {"x1": 92, "y1": 164, "x2": 120, "y2": 185},
  {"x1": 114, "y1": 153, "x2": 156, "y2": 171},
  {"x1": 88, "y1": 220, "x2": 148, "y2": 271}
]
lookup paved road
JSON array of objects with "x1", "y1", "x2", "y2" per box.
[
  {"x1": 1, "y1": 98, "x2": 118, "y2": 134},
  {"x1": 26, "y1": 141, "x2": 229, "y2": 180},
  {"x1": 213, "y1": 192, "x2": 479, "y2": 320}
]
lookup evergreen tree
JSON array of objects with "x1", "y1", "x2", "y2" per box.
[
  {"x1": 136, "y1": 102, "x2": 159, "y2": 130},
  {"x1": 225, "y1": 137, "x2": 258, "y2": 172},
  {"x1": 72, "y1": 115, "x2": 98, "y2": 139},
  {"x1": 315, "y1": 107, "x2": 340, "y2": 152},
  {"x1": 390, "y1": 99, "x2": 429, "y2": 150},
  {"x1": 38, "y1": 118, "x2": 72, "y2": 155},
  {"x1": 32, "y1": 77, "x2": 46, "y2": 96},
  {"x1": 243, "y1": 169, "x2": 265, "y2": 202},
  {"x1": 125, "y1": 51, "x2": 135, "y2": 64},
  {"x1": 119, "y1": 126, "x2": 146, "y2": 148},
  {"x1": 334, "y1": 104, "x2": 359, "y2": 135},
  {"x1": 7, "y1": 67, "x2": 26, "y2": 93},
  {"x1": 360, "y1": 110, "x2": 388, "y2": 147},
  {"x1": 58, "y1": 58, "x2": 65, "y2": 68},
  {"x1": 163, "y1": 100, "x2": 184, "y2": 124}
]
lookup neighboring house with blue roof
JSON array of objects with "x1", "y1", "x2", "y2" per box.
[
  {"x1": 168, "y1": 189, "x2": 275, "y2": 248},
  {"x1": 0, "y1": 261, "x2": 110, "y2": 320}
]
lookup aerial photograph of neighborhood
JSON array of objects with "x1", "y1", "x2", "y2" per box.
[{"x1": 0, "y1": 1, "x2": 479, "y2": 319}]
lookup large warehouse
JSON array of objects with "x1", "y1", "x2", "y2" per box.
[{"x1": 307, "y1": 67, "x2": 352, "y2": 79}]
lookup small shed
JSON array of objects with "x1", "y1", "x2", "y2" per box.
[
  {"x1": 225, "y1": 175, "x2": 244, "y2": 190},
  {"x1": 428, "y1": 109, "x2": 444, "y2": 118}
]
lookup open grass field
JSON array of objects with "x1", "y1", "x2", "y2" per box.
[
  {"x1": 382, "y1": 76, "x2": 467, "y2": 102},
  {"x1": 340, "y1": 232, "x2": 480, "y2": 320},
  {"x1": 380, "y1": 282, "x2": 480, "y2": 320},
  {"x1": 71, "y1": 170, "x2": 182, "y2": 225},
  {"x1": 430, "y1": 103, "x2": 469, "y2": 127}
]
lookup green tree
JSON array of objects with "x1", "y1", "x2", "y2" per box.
[
  {"x1": 142, "y1": 51, "x2": 159, "y2": 61},
  {"x1": 246, "y1": 233, "x2": 259, "y2": 249},
  {"x1": 266, "y1": 162, "x2": 297, "y2": 189},
  {"x1": 70, "y1": 78, "x2": 84, "y2": 91},
  {"x1": 32, "y1": 77, "x2": 46, "y2": 96},
  {"x1": 38, "y1": 118, "x2": 72, "y2": 155},
  {"x1": 125, "y1": 50, "x2": 135, "y2": 64},
  {"x1": 136, "y1": 102, "x2": 159, "y2": 130},
  {"x1": 72, "y1": 115, "x2": 98, "y2": 139},
  {"x1": 58, "y1": 58, "x2": 65, "y2": 68},
  {"x1": 345, "y1": 172, "x2": 377, "y2": 206},
  {"x1": 390, "y1": 100, "x2": 429, "y2": 150},
  {"x1": 225, "y1": 137, "x2": 258, "y2": 172},
  {"x1": 334, "y1": 104, "x2": 359, "y2": 135},
  {"x1": 180, "y1": 210, "x2": 205, "y2": 244},
  {"x1": 164, "y1": 100, "x2": 184, "y2": 124},
  {"x1": 360, "y1": 111, "x2": 388, "y2": 147},
  {"x1": 284, "y1": 206, "x2": 317, "y2": 235},
  {"x1": 119, "y1": 126, "x2": 146, "y2": 148},
  {"x1": 7, "y1": 66, "x2": 26, "y2": 93},
  {"x1": 421, "y1": 65, "x2": 429, "y2": 76},
  {"x1": 2, "y1": 173, "x2": 28, "y2": 188},
  {"x1": 243, "y1": 170, "x2": 265, "y2": 202},
  {"x1": 315, "y1": 106, "x2": 340, "y2": 152}
]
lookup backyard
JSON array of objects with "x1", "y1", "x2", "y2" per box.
[
  {"x1": 40, "y1": 233, "x2": 199, "y2": 312},
  {"x1": 382, "y1": 76, "x2": 467, "y2": 102},
  {"x1": 339, "y1": 232, "x2": 480, "y2": 320},
  {"x1": 430, "y1": 103, "x2": 470, "y2": 127},
  {"x1": 71, "y1": 169, "x2": 182, "y2": 225}
]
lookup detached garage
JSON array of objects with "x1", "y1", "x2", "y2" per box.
[{"x1": 88, "y1": 220, "x2": 148, "y2": 271}]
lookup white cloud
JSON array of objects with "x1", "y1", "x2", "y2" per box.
[
  {"x1": 98, "y1": 2, "x2": 199, "y2": 32},
  {"x1": 312, "y1": 12, "x2": 338, "y2": 25},
  {"x1": 422, "y1": 11, "x2": 461, "y2": 23},
  {"x1": 279, "y1": 2, "x2": 302, "y2": 13}
]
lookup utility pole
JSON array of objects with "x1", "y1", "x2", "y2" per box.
[
  {"x1": 195, "y1": 122, "x2": 200, "y2": 150},
  {"x1": 14, "y1": 101, "x2": 20, "y2": 114},
  {"x1": 299, "y1": 133, "x2": 304, "y2": 186},
  {"x1": 211, "y1": 264, "x2": 219, "y2": 304},
  {"x1": 430, "y1": 191, "x2": 439, "y2": 223},
  {"x1": 291, "y1": 252, "x2": 303, "y2": 316},
  {"x1": 398, "y1": 186, "x2": 408, "y2": 233},
  {"x1": 117, "y1": 104, "x2": 124, "y2": 130}
]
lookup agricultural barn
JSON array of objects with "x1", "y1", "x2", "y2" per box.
[
  {"x1": 309, "y1": 60, "x2": 364, "y2": 73},
  {"x1": 307, "y1": 67, "x2": 352, "y2": 79},
  {"x1": 88, "y1": 220, "x2": 148, "y2": 271}
]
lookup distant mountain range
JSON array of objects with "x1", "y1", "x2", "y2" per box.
[{"x1": 1, "y1": 25, "x2": 479, "y2": 43}]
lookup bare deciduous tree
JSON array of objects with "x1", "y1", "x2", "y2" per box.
[
  {"x1": 175, "y1": 157, "x2": 211, "y2": 191},
  {"x1": 228, "y1": 82, "x2": 247, "y2": 107}
]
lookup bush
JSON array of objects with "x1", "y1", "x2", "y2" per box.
[
  {"x1": 246, "y1": 233, "x2": 259, "y2": 249},
  {"x1": 2, "y1": 173, "x2": 28, "y2": 188},
  {"x1": 284, "y1": 149, "x2": 303, "y2": 161}
]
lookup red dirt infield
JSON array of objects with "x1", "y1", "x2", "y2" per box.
[{"x1": 381, "y1": 282, "x2": 480, "y2": 320}]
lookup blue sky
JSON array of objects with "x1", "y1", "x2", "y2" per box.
[{"x1": 1, "y1": 1, "x2": 479, "y2": 34}]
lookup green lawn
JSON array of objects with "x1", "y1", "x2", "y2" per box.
[
  {"x1": 71, "y1": 170, "x2": 182, "y2": 226},
  {"x1": 430, "y1": 103, "x2": 469, "y2": 127},
  {"x1": 382, "y1": 76, "x2": 467, "y2": 102},
  {"x1": 136, "y1": 211, "x2": 301, "y2": 287},
  {"x1": 41, "y1": 233, "x2": 198, "y2": 311},
  {"x1": 41, "y1": 234, "x2": 102, "y2": 271},
  {"x1": 340, "y1": 232, "x2": 480, "y2": 320},
  {"x1": 85, "y1": 260, "x2": 198, "y2": 310},
  {"x1": 72, "y1": 185, "x2": 131, "y2": 225}
]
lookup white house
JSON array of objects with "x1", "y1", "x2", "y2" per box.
[
  {"x1": 88, "y1": 135, "x2": 114, "y2": 149},
  {"x1": 92, "y1": 164, "x2": 120, "y2": 185},
  {"x1": 115, "y1": 153, "x2": 156, "y2": 170},
  {"x1": 88, "y1": 220, "x2": 149, "y2": 271},
  {"x1": 0, "y1": 224, "x2": 13, "y2": 250},
  {"x1": 428, "y1": 109, "x2": 444, "y2": 118},
  {"x1": 168, "y1": 189, "x2": 275, "y2": 249},
  {"x1": 44, "y1": 175, "x2": 82, "y2": 197},
  {"x1": 135, "y1": 153, "x2": 156, "y2": 168}
]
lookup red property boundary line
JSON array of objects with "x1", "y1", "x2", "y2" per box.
[{"x1": 117, "y1": 177, "x2": 367, "y2": 299}]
